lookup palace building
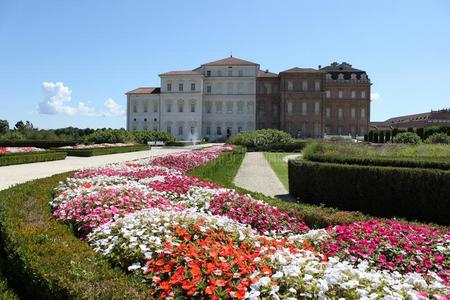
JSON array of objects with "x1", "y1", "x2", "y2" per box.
[{"x1": 126, "y1": 56, "x2": 371, "y2": 141}]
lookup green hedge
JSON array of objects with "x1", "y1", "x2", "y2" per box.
[
  {"x1": 0, "y1": 140, "x2": 78, "y2": 148},
  {"x1": 288, "y1": 159, "x2": 450, "y2": 225},
  {"x1": 0, "y1": 151, "x2": 67, "y2": 167},
  {"x1": 0, "y1": 173, "x2": 152, "y2": 299},
  {"x1": 188, "y1": 146, "x2": 369, "y2": 228},
  {"x1": 305, "y1": 153, "x2": 450, "y2": 170},
  {"x1": 246, "y1": 140, "x2": 310, "y2": 152},
  {"x1": 54, "y1": 145, "x2": 148, "y2": 157}
]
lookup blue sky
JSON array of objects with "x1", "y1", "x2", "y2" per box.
[{"x1": 0, "y1": 0, "x2": 449, "y2": 129}]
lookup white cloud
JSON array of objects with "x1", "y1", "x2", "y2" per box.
[
  {"x1": 38, "y1": 82, "x2": 124, "y2": 117},
  {"x1": 371, "y1": 92, "x2": 381, "y2": 101}
]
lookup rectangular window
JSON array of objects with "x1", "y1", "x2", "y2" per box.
[
  {"x1": 315, "y1": 102, "x2": 320, "y2": 114},
  {"x1": 351, "y1": 108, "x2": 356, "y2": 119},
  {"x1": 190, "y1": 126, "x2": 195, "y2": 135},
  {"x1": 190, "y1": 102, "x2": 195, "y2": 112},
  {"x1": 143, "y1": 103, "x2": 148, "y2": 112},
  {"x1": 166, "y1": 126, "x2": 171, "y2": 134},
  {"x1": 238, "y1": 70, "x2": 243, "y2": 76},
  {"x1": 217, "y1": 126, "x2": 222, "y2": 136},
  {"x1": 167, "y1": 83, "x2": 172, "y2": 92},
  {"x1": 315, "y1": 81, "x2": 320, "y2": 91},
  {"x1": 228, "y1": 70, "x2": 232, "y2": 76},
  {"x1": 361, "y1": 108, "x2": 366, "y2": 119},
  {"x1": 217, "y1": 70, "x2": 222, "y2": 76},
  {"x1": 326, "y1": 90, "x2": 331, "y2": 98},
  {"x1": 153, "y1": 102, "x2": 158, "y2": 112},
  {"x1": 287, "y1": 102, "x2": 293, "y2": 113},
  {"x1": 302, "y1": 80, "x2": 308, "y2": 91},
  {"x1": 166, "y1": 103, "x2": 171, "y2": 112},
  {"x1": 361, "y1": 91, "x2": 366, "y2": 99},
  {"x1": 191, "y1": 83, "x2": 195, "y2": 91},
  {"x1": 133, "y1": 105, "x2": 137, "y2": 113},
  {"x1": 338, "y1": 108, "x2": 343, "y2": 119},
  {"x1": 238, "y1": 126, "x2": 243, "y2": 133},
  {"x1": 237, "y1": 101, "x2": 244, "y2": 113},
  {"x1": 178, "y1": 84, "x2": 183, "y2": 92},
  {"x1": 287, "y1": 80, "x2": 293, "y2": 91},
  {"x1": 338, "y1": 91, "x2": 343, "y2": 99},
  {"x1": 360, "y1": 126, "x2": 366, "y2": 135},
  {"x1": 351, "y1": 91, "x2": 356, "y2": 98},
  {"x1": 178, "y1": 126, "x2": 183, "y2": 136},
  {"x1": 206, "y1": 70, "x2": 211, "y2": 77},
  {"x1": 302, "y1": 102, "x2": 307, "y2": 114},
  {"x1": 178, "y1": 102, "x2": 183, "y2": 112},
  {"x1": 153, "y1": 126, "x2": 157, "y2": 131},
  {"x1": 226, "y1": 101, "x2": 233, "y2": 113},
  {"x1": 326, "y1": 107, "x2": 331, "y2": 118},
  {"x1": 206, "y1": 85, "x2": 212, "y2": 94},
  {"x1": 206, "y1": 102, "x2": 212, "y2": 113},
  {"x1": 206, "y1": 127, "x2": 211, "y2": 135},
  {"x1": 216, "y1": 101, "x2": 223, "y2": 112}
]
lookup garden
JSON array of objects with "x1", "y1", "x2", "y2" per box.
[{"x1": 1, "y1": 144, "x2": 449, "y2": 299}]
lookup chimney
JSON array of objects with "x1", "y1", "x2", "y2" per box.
[
  {"x1": 265, "y1": 69, "x2": 268, "y2": 73},
  {"x1": 318, "y1": 65, "x2": 322, "y2": 69}
]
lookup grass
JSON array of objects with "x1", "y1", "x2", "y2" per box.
[
  {"x1": 189, "y1": 146, "x2": 370, "y2": 228},
  {"x1": 263, "y1": 152, "x2": 301, "y2": 190}
]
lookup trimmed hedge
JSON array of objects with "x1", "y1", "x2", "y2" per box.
[
  {"x1": 0, "y1": 172, "x2": 152, "y2": 299},
  {"x1": 246, "y1": 140, "x2": 310, "y2": 152},
  {"x1": 0, "y1": 140, "x2": 78, "y2": 148},
  {"x1": 188, "y1": 146, "x2": 369, "y2": 228},
  {"x1": 0, "y1": 151, "x2": 67, "y2": 167},
  {"x1": 288, "y1": 159, "x2": 450, "y2": 225},
  {"x1": 305, "y1": 153, "x2": 450, "y2": 170},
  {"x1": 54, "y1": 145, "x2": 148, "y2": 157}
]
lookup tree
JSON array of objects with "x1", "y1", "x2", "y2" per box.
[
  {"x1": 14, "y1": 120, "x2": 34, "y2": 132},
  {"x1": 0, "y1": 120, "x2": 9, "y2": 135},
  {"x1": 393, "y1": 132, "x2": 422, "y2": 144}
]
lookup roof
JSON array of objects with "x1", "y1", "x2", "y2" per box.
[
  {"x1": 320, "y1": 62, "x2": 364, "y2": 73},
  {"x1": 257, "y1": 70, "x2": 278, "y2": 78},
  {"x1": 159, "y1": 70, "x2": 202, "y2": 76},
  {"x1": 202, "y1": 56, "x2": 259, "y2": 66},
  {"x1": 125, "y1": 87, "x2": 160, "y2": 95},
  {"x1": 280, "y1": 67, "x2": 322, "y2": 73}
]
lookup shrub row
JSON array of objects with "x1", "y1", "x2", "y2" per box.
[
  {"x1": 305, "y1": 153, "x2": 450, "y2": 170},
  {"x1": 246, "y1": 140, "x2": 310, "y2": 152},
  {"x1": 0, "y1": 140, "x2": 78, "y2": 148},
  {"x1": 0, "y1": 173, "x2": 152, "y2": 299},
  {"x1": 227, "y1": 129, "x2": 295, "y2": 151},
  {"x1": 366, "y1": 125, "x2": 450, "y2": 143},
  {"x1": 54, "y1": 145, "x2": 148, "y2": 157},
  {"x1": 0, "y1": 266, "x2": 17, "y2": 300},
  {"x1": 288, "y1": 159, "x2": 450, "y2": 225},
  {"x1": 189, "y1": 146, "x2": 369, "y2": 228},
  {"x1": 0, "y1": 151, "x2": 67, "y2": 167}
]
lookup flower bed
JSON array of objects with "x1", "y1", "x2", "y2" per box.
[
  {"x1": 50, "y1": 145, "x2": 450, "y2": 298},
  {"x1": 0, "y1": 146, "x2": 45, "y2": 154},
  {"x1": 58, "y1": 142, "x2": 136, "y2": 149}
]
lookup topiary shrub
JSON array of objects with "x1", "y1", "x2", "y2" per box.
[
  {"x1": 425, "y1": 132, "x2": 450, "y2": 144},
  {"x1": 132, "y1": 130, "x2": 175, "y2": 144},
  {"x1": 85, "y1": 129, "x2": 135, "y2": 144},
  {"x1": 385, "y1": 131, "x2": 391, "y2": 143},
  {"x1": 226, "y1": 129, "x2": 293, "y2": 151},
  {"x1": 393, "y1": 132, "x2": 422, "y2": 144}
]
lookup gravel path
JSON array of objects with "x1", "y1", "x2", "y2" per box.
[
  {"x1": 233, "y1": 152, "x2": 288, "y2": 198},
  {"x1": 0, "y1": 144, "x2": 215, "y2": 191}
]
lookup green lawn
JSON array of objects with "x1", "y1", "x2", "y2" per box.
[{"x1": 263, "y1": 152, "x2": 301, "y2": 190}]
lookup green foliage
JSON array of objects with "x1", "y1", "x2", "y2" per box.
[
  {"x1": 425, "y1": 132, "x2": 450, "y2": 144},
  {"x1": 289, "y1": 159, "x2": 450, "y2": 225},
  {"x1": 416, "y1": 127, "x2": 424, "y2": 140},
  {"x1": 373, "y1": 132, "x2": 379, "y2": 143},
  {"x1": 14, "y1": 120, "x2": 34, "y2": 133},
  {"x1": 378, "y1": 131, "x2": 385, "y2": 143},
  {"x1": 189, "y1": 146, "x2": 369, "y2": 228},
  {"x1": 85, "y1": 129, "x2": 135, "y2": 144},
  {"x1": 0, "y1": 120, "x2": 9, "y2": 135},
  {"x1": 0, "y1": 151, "x2": 67, "y2": 167},
  {"x1": 385, "y1": 131, "x2": 391, "y2": 142},
  {"x1": 0, "y1": 140, "x2": 78, "y2": 148},
  {"x1": 56, "y1": 145, "x2": 148, "y2": 157},
  {"x1": 0, "y1": 131, "x2": 24, "y2": 141},
  {"x1": 0, "y1": 173, "x2": 152, "y2": 299},
  {"x1": 368, "y1": 131, "x2": 373, "y2": 142},
  {"x1": 393, "y1": 132, "x2": 422, "y2": 144},
  {"x1": 226, "y1": 129, "x2": 293, "y2": 150},
  {"x1": 132, "y1": 130, "x2": 175, "y2": 144}
]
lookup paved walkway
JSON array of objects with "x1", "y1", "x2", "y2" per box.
[
  {"x1": 0, "y1": 144, "x2": 215, "y2": 191},
  {"x1": 233, "y1": 152, "x2": 288, "y2": 198}
]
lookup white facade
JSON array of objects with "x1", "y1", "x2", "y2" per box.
[{"x1": 126, "y1": 56, "x2": 258, "y2": 141}]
